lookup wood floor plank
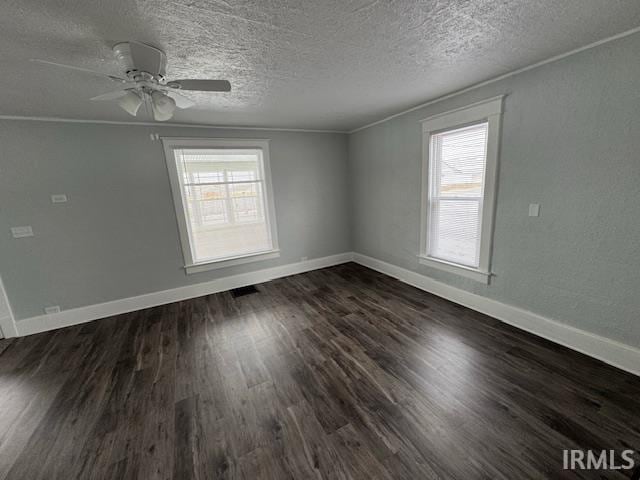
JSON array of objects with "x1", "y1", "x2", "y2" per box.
[
  {"x1": 287, "y1": 400, "x2": 354, "y2": 480},
  {"x1": 0, "y1": 373, "x2": 68, "y2": 480},
  {"x1": 0, "y1": 263, "x2": 638, "y2": 479}
]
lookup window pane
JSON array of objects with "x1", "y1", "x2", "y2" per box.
[
  {"x1": 180, "y1": 150, "x2": 262, "y2": 183},
  {"x1": 428, "y1": 122, "x2": 488, "y2": 267},
  {"x1": 228, "y1": 169, "x2": 258, "y2": 182},
  {"x1": 430, "y1": 199, "x2": 480, "y2": 266},
  {"x1": 433, "y1": 123, "x2": 487, "y2": 197},
  {"x1": 175, "y1": 148, "x2": 272, "y2": 263},
  {"x1": 184, "y1": 170, "x2": 224, "y2": 184},
  {"x1": 192, "y1": 220, "x2": 271, "y2": 262},
  {"x1": 184, "y1": 185, "x2": 228, "y2": 226},
  {"x1": 230, "y1": 183, "x2": 261, "y2": 223}
]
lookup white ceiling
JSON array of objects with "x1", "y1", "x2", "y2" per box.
[{"x1": 2, "y1": 0, "x2": 640, "y2": 131}]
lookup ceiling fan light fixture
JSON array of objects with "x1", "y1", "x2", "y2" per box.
[
  {"x1": 116, "y1": 90, "x2": 143, "y2": 116},
  {"x1": 151, "y1": 90, "x2": 176, "y2": 121}
]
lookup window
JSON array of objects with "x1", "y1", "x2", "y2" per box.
[
  {"x1": 419, "y1": 97, "x2": 503, "y2": 283},
  {"x1": 163, "y1": 138, "x2": 279, "y2": 273}
]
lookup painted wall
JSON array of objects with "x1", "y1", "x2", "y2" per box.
[
  {"x1": 348, "y1": 32, "x2": 640, "y2": 347},
  {"x1": 0, "y1": 122, "x2": 349, "y2": 321}
]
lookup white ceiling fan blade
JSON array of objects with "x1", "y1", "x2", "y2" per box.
[
  {"x1": 165, "y1": 90, "x2": 195, "y2": 109},
  {"x1": 167, "y1": 79, "x2": 231, "y2": 92},
  {"x1": 30, "y1": 59, "x2": 128, "y2": 82},
  {"x1": 90, "y1": 90, "x2": 130, "y2": 101}
]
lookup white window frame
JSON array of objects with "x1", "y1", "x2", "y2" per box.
[
  {"x1": 162, "y1": 137, "x2": 279, "y2": 274},
  {"x1": 418, "y1": 96, "x2": 504, "y2": 284}
]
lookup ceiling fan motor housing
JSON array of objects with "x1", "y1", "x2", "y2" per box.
[
  {"x1": 113, "y1": 42, "x2": 167, "y2": 81},
  {"x1": 112, "y1": 43, "x2": 134, "y2": 72}
]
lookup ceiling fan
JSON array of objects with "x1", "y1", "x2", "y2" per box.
[{"x1": 31, "y1": 41, "x2": 231, "y2": 121}]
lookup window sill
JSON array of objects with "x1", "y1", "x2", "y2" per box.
[
  {"x1": 185, "y1": 249, "x2": 280, "y2": 274},
  {"x1": 417, "y1": 255, "x2": 491, "y2": 284}
]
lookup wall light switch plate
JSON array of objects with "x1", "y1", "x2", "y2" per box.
[
  {"x1": 528, "y1": 203, "x2": 540, "y2": 217},
  {"x1": 11, "y1": 226, "x2": 34, "y2": 238},
  {"x1": 44, "y1": 306, "x2": 61, "y2": 315},
  {"x1": 51, "y1": 194, "x2": 68, "y2": 203}
]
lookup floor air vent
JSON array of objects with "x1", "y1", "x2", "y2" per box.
[{"x1": 231, "y1": 285, "x2": 259, "y2": 298}]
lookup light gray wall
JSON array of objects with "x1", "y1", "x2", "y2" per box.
[
  {"x1": 0, "y1": 122, "x2": 349, "y2": 320},
  {"x1": 348, "y1": 32, "x2": 640, "y2": 347}
]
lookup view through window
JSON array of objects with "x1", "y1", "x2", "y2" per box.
[{"x1": 173, "y1": 148, "x2": 274, "y2": 263}]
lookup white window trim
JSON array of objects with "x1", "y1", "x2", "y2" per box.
[
  {"x1": 162, "y1": 137, "x2": 280, "y2": 274},
  {"x1": 418, "y1": 96, "x2": 504, "y2": 284}
]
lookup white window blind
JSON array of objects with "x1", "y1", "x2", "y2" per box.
[
  {"x1": 173, "y1": 148, "x2": 274, "y2": 264},
  {"x1": 427, "y1": 122, "x2": 489, "y2": 267}
]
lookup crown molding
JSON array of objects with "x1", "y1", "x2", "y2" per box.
[{"x1": 0, "y1": 115, "x2": 347, "y2": 134}]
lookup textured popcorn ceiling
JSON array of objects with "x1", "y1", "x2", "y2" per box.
[{"x1": 1, "y1": 0, "x2": 640, "y2": 130}]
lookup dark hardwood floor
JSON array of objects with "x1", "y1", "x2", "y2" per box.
[{"x1": 0, "y1": 263, "x2": 639, "y2": 479}]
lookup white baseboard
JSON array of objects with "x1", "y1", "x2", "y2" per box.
[
  {"x1": 15, "y1": 252, "x2": 354, "y2": 337},
  {"x1": 353, "y1": 253, "x2": 640, "y2": 377}
]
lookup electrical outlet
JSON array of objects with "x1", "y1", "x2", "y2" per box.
[
  {"x1": 51, "y1": 194, "x2": 68, "y2": 203},
  {"x1": 44, "y1": 306, "x2": 61, "y2": 315},
  {"x1": 11, "y1": 226, "x2": 33, "y2": 238},
  {"x1": 300, "y1": 256, "x2": 309, "y2": 262}
]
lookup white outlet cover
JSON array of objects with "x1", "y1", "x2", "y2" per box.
[
  {"x1": 11, "y1": 226, "x2": 34, "y2": 238},
  {"x1": 44, "y1": 306, "x2": 61, "y2": 314},
  {"x1": 528, "y1": 203, "x2": 541, "y2": 217},
  {"x1": 51, "y1": 194, "x2": 68, "y2": 203}
]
